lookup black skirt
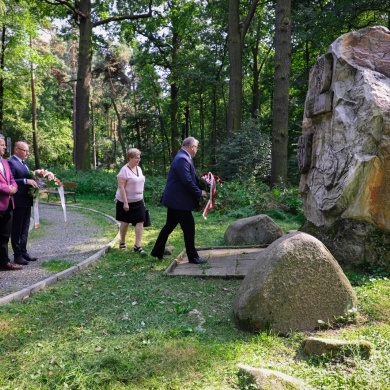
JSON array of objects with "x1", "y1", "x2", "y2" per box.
[{"x1": 116, "y1": 199, "x2": 146, "y2": 225}]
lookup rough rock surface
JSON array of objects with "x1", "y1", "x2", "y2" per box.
[
  {"x1": 237, "y1": 364, "x2": 314, "y2": 390},
  {"x1": 298, "y1": 26, "x2": 390, "y2": 268},
  {"x1": 224, "y1": 214, "x2": 283, "y2": 245},
  {"x1": 302, "y1": 337, "x2": 373, "y2": 359},
  {"x1": 233, "y1": 232, "x2": 357, "y2": 335}
]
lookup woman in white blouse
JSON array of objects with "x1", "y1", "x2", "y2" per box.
[{"x1": 115, "y1": 148, "x2": 146, "y2": 253}]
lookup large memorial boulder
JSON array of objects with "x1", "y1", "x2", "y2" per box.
[
  {"x1": 233, "y1": 232, "x2": 357, "y2": 335},
  {"x1": 224, "y1": 214, "x2": 283, "y2": 245},
  {"x1": 298, "y1": 26, "x2": 390, "y2": 269}
]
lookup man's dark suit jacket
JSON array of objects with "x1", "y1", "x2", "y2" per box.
[
  {"x1": 8, "y1": 156, "x2": 33, "y2": 207},
  {"x1": 161, "y1": 149, "x2": 202, "y2": 211}
]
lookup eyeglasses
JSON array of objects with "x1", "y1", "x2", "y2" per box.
[{"x1": 17, "y1": 147, "x2": 29, "y2": 153}]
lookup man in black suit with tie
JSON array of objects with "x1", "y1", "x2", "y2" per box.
[
  {"x1": 8, "y1": 141, "x2": 39, "y2": 265},
  {"x1": 150, "y1": 137, "x2": 207, "y2": 264}
]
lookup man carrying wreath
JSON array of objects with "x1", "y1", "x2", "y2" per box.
[
  {"x1": 150, "y1": 137, "x2": 208, "y2": 264},
  {"x1": 8, "y1": 141, "x2": 39, "y2": 265}
]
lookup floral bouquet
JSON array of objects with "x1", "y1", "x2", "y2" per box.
[{"x1": 29, "y1": 169, "x2": 61, "y2": 198}]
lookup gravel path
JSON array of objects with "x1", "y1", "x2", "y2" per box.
[{"x1": 0, "y1": 203, "x2": 118, "y2": 298}]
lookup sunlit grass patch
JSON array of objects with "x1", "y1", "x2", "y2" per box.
[{"x1": 41, "y1": 259, "x2": 76, "y2": 272}]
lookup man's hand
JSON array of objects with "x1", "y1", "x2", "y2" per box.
[
  {"x1": 9, "y1": 185, "x2": 17, "y2": 195},
  {"x1": 27, "y1": 179, "x2": 39, "y2": 188}
]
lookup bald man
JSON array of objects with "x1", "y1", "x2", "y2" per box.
[{"x1": 8, "y1": 141, "x2": 39, "y2": 265}]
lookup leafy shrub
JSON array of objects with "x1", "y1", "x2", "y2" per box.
[
  {"x1": 215, "y1": 118, "x2": 271, "y2": 182},
  {"x1": 270, "y1": 186, "x2": 303, "y2": 216},
  {"x1": 49, "y1": 169, "x2": 304, "y2": 225},
  {"x1": 49, "y1": 168, "x2": 166, "y2": 204},
  {"x1": 144, "y1": 176, "x2": 167, "y2": 205},
  {"x1": 214, "y1": 178, "x2": 304, "y2": 225},
  {"x1": 51, "y1": 168, "x2": 117, "y2": 196}
]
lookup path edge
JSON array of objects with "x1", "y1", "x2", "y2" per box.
[{"x1": 0, "y1": 203, "x2": 120, "y2": 306}]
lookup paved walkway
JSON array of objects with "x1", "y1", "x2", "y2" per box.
[
  {"x1": 165, "y1": 246, "x2": 265, "y2": 278},
  {"x1": 0, "y1": 203, "x2": 119, "y2": 304}
]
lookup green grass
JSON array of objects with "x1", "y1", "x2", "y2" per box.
[
  {"x1": 0, "y1": 195, "x2": 390, "y2": 389},
  {"x1": 41, "y1": 259, "x2": 77, "y2": 272}
]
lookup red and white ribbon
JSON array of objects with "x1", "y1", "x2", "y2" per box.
[{"x1": 201, "y1": 172, "x2": 223, "y2": 219}]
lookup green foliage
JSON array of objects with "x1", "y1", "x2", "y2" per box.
[
  {"x1": 49, "y1": 168, "x2": 117, "y2": 197},
  {"x1": 215, "y1": 119, "x2": 271, "y2": 182},
  {"x1": 47, "y1": 169, "x2": 166, "y2": 206},
  {"x1": 47, "y1": 168, "x2": 305, "y2": 233},
  {"x1": 144, "y1": 176, "x2": 166, "y2": 205},
  {"x1": 214, "y1": 179, "x2": 304, "y2": 229}
]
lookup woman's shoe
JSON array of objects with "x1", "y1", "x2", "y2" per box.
[
  {"x1": 134, "y1": 245, "x2": 146, "y2": 254},
  {"x1": 119, "y1": 242, "x2": 127, "y2": 250}
]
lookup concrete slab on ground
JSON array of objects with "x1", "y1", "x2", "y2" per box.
[{"x1": 165, "y1": 246, "x2": 265, "y2": 278}]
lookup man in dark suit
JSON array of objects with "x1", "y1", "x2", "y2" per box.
[
  {"x1": 8, "y1": 141, "x2": 39, "y2": 265},
  {"x1": 151, "y1": 137, "x2": 207, "y2": 264},
  {"x1": 0, "y1": 134, "x2": 22, "y2": 271}
]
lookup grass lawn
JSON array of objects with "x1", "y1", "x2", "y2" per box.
[{"x1": 0, "y1": 195, "x2": 389, "y2": 389}]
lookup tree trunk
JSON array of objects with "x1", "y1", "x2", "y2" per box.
[
  {"x1": 107, "y1": 66, "x2": 126, "y2": 161},
  {"x1": 74, "y1": 0, "x2": 93, "y2": 170},
  {"x1": 270, "y1": 0, "x2": 291, "y2": 186},
  {"x1": 170, "y1": 81, "x2": 180, "y2": 158},
  {"x1": 30, "y1": 38, "x2": 40, "y2": 169},
  {"x1": 71, "y1": 39, "x2": 77, "y2": 166},
  {"x1": 227, "y1": 0, "x2": 242, "y2": 139},
  {"x1": 170, "y1": 28, "x2": 181, "y2": 159},
  {"x1": 90, "y1": 100, "x2": 96, "y2": 168}
]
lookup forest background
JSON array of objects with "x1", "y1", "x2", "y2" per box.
[{"x1": 1, "y1": 0, "x2": 390, "y2": 188}]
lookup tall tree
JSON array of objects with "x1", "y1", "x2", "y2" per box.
[
  {"x1": 43, "y1": 0, "x2": 152, "y2": 170},
  {"x1": 30, "y1": 37, "x2": 40, "y2": 168},
  {"x1": 270, "y1": 0, "x2": 291, "y2": 186},
  {"x1": 131, "y1": 0, "x2": 206, "y2": 159},
  {"x1": 227, "y1": 0, "x2": 258, "y2": 138}
]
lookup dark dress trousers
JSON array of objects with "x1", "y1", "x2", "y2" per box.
[
  {"x1": 8, "y1": 156, "x2": 34, "y2": 258},
  {"x1": 152, "y1": 149, "x2": 203, "y2": 261}
]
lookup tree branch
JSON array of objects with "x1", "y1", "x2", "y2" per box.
[
  {"x1": 93, "y1": 0, "x2": 153, "y2": 28},
  {"x1": 241, "y1": 0, "x2": 259, "y2": 45},
  {"x1": 43, "y1": 0, "x2": 85, "y2": 18}
]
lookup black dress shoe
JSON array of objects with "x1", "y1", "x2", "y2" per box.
[
  {"x1": 189, "y1": 257, "x2": 207, "y2": 264},
  {"x1": 150, "y1": 251, "x2": 163, "y2": 260},
  {"x1": 14, "y1": 256, "x2": 28, "y2": 265},
  {"x1": 23, "y1": 253, "x2": 38, "y2": 262}
]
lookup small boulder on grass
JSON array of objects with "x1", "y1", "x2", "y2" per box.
[
  {"x1": 237, "y1": 364, "x2": 315, "y2": 390},
  {"x1": 302, "y1": 337, "x2": 373, "y2": 359},
  {"x1": 224, "y1": 214, "x2": 283, "y2": 245},
  {"x1": 233, "y1": 232, "x2": 358, "y2": 335},
  {"x1": 164, "y1": 245, "x2": 175, "y2": 255}
]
